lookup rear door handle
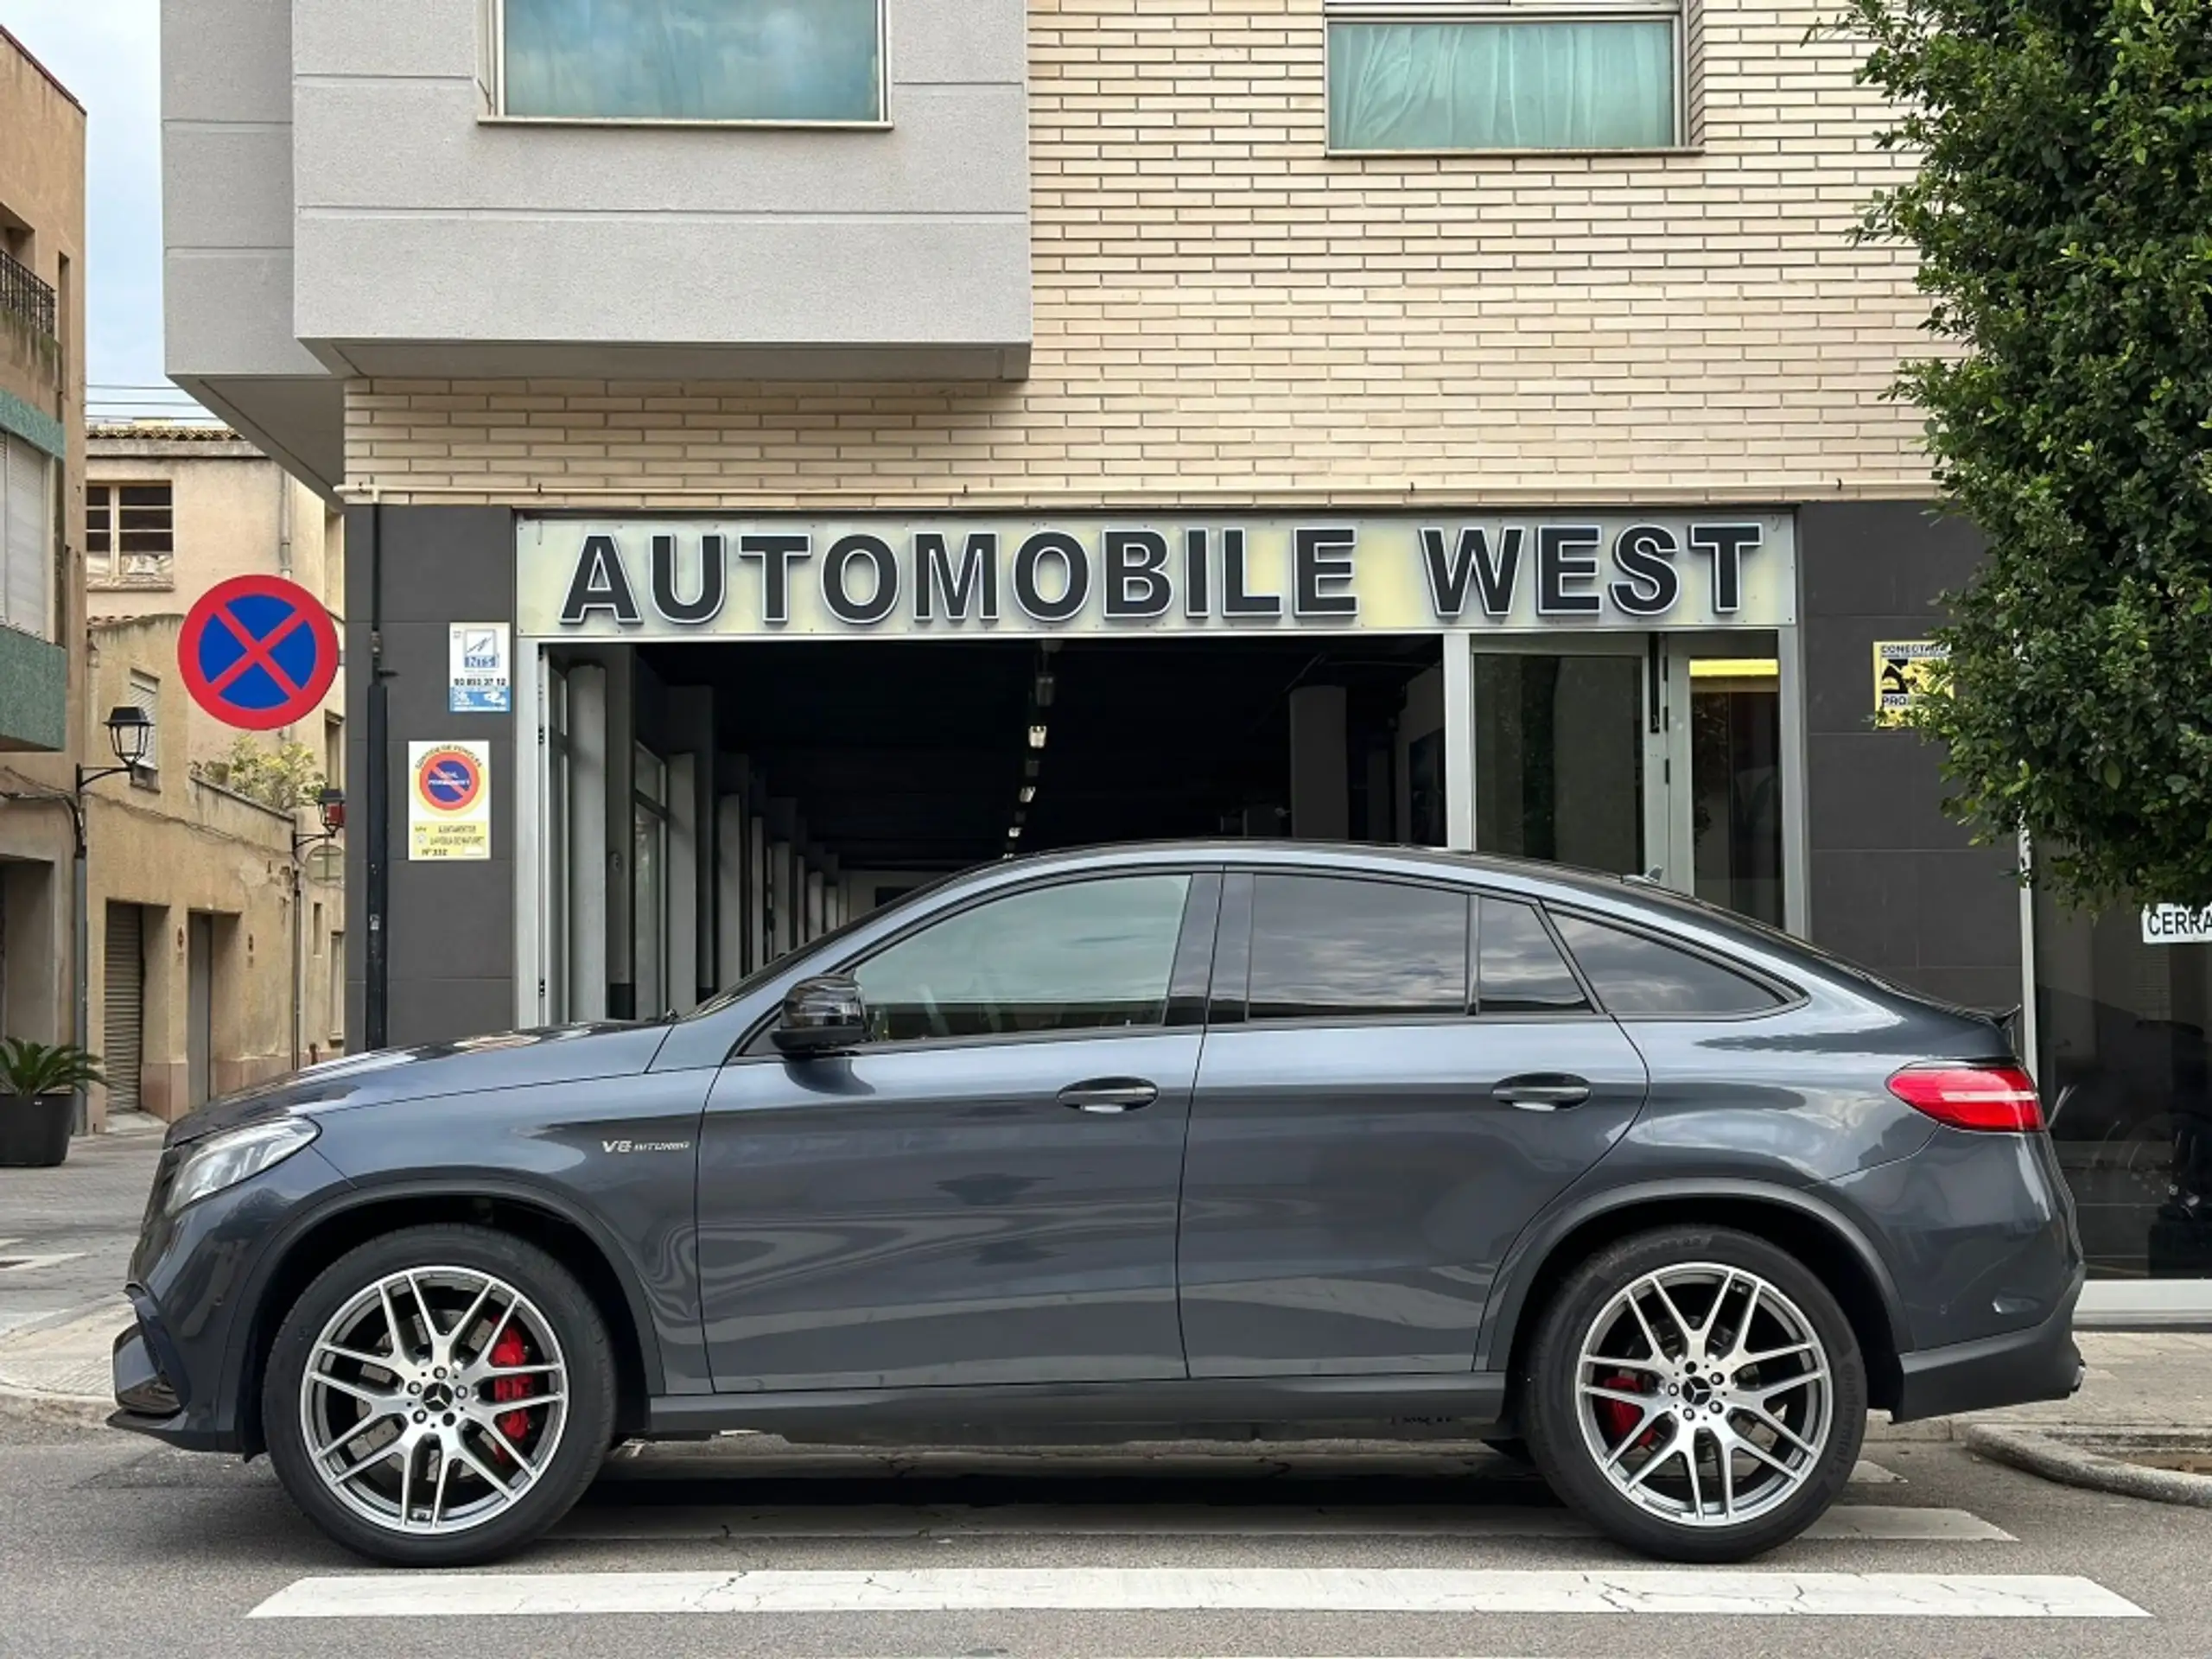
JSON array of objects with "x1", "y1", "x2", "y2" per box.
[
  {"x1": 1493, "y1": 1074, "x2": 1592, "y2": 1111},
  {"x1": 1058, "y1": 1078, "x2": 1160, "y2": 1114}
]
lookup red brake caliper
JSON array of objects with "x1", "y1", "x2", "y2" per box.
[
  {"x1": 489, "y1": 1327, "x2": 531, "y2": 1455},
  {"x1": 1598, "y1": 1370, "x2": 1662, "y2": 1450}
]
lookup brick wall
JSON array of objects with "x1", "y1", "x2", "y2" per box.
[{"x1": 345, "y1": 0, "x2": 1929, "y2": 509}]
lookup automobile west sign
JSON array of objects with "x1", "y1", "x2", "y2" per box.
[{"x1": 518, "y1": 513, "x2": 1797, "y2": 640}]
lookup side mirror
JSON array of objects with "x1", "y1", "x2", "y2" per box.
[{"x1": 772, "y1": 975, "x2": 868, "y2": 1058}]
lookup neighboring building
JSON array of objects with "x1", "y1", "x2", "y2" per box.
[
  {"x1": 162, "y1": 2, "x2": 2208, "y2": 1310},
  {"x1": 81, "y1": 424, "x2": 347, "y2": 1122},
  {"x1": 0, "y1": 25, "x2": 85, "y2": 1082}
]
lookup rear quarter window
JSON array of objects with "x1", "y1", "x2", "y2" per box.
[{"x1": 1548, "y1": 912, "x2": 1786, "y2": 1017}]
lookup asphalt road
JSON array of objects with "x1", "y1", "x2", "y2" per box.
[{"x1": 4, "y1": 1418, "x2": 2209, "y2": 1659}]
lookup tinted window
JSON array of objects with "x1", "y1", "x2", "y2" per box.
[
  {"x1": 1549, "y1": 912, "x2": 1784, "y2": 1016},
  {"x1": 1247, "y1": 876, "x2": 1468, "y2": 1021},
  {"x1": 855, "y1": 874, "x2": 1192, "y2": 1043},
  {"x1": 1478, "y1": 899, "x2": 1591, "y2": 1014}
]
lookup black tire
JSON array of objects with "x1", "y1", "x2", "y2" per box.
[
  {"x1": 1521, "y1": 1225, "x2": 1866, "y2": 1563},
  {"x1": 263, "y1": 1224, "x2": 616, "y2": 1567}
]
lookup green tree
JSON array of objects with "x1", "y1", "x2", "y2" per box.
[
  {"x1": 1842, "y1": 0, "x2": 2212, "y2": 905},
  {"x1": 213, "y1": 735, "x2": 325, "y2": 811}
]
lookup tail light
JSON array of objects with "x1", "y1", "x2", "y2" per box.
[{"x1": 1887, "y1": 1064, "x2": 2045, "y2": 1132}]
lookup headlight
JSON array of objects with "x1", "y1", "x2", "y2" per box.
[{"x1": 167, "y1": 1119, "x2": 320, "y2": 1215}]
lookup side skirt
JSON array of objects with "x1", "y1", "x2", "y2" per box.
[{"x1": 643, "y1": 1372, "x2": 1509, "y2": 1440}]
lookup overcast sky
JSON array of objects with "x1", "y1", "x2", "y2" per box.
[{"x1": 3, "y1": 0, "x2": 186, "y2": 421}]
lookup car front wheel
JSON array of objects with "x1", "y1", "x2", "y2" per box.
[
  {"x1": 263, "y1": 1224, "x2": 615, "y2": 1566},
  {"x1": 1522, "y1": 1225, "x2": 1866, "y2": 1562}
]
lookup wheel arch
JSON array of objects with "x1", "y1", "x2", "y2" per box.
[
  {"x1": 231, "y1": 1180, "x2": 660, "y2": 1456},
  {"x1": 1480, "y1": 1183, "x2": 1909, "y2": 1421}
]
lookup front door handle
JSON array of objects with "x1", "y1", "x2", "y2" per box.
[
  {"x1": 1493, "y1": 1073, "x2": 1592, "y2": 1112},
  {"x1": 1058, "y1": 1078, "x2": 1160, "y2": 1114}
]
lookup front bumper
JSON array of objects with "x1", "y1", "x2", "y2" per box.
[
  {"x1": 1891, "y1": 1273, "x2": 2086, "y2": 1422},
  {"x1": 107, "y1": 1289, "x2": 232, "y2": 1451}
]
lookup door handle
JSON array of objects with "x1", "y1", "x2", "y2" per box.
[
  {"x1": 1493, "y1": 1074, "x2": 1592, "y2": 1112},
  {"x1": 1058, "y1": 1078, "x2": 1160, "y2": 1114}
]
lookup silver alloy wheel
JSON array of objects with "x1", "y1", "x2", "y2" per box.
[
  {"x1": 1573, "y1": 1262, "x2": 1832, "y2": 1529},
  {"x1": 298, "y1": 1265, "x2": 569, "y2": 1536}
]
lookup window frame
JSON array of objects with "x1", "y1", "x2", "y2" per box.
[
  {"x1": 485, "y1": 0, "x2": 893, "y2": 130},
  {"x1": 126, "y1": 668, "x2": 161, "y2": 785},
  {"x1": 742, "y1": 868, "x2": 1217, "y2": 1058},
  {"x1": 86, "y1": 480, "x2": 176, "y2": 588},
  {"x1": 1321, "y1": 0, "x2": 1691, "y2": 158},
  {"x1": 1542, "y1": 902, "x2": 1805, "y2": 1021}
]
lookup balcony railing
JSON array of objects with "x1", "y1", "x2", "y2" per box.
[{"x1": 0, "y1": 248, "x2": 57, "y2": 340}]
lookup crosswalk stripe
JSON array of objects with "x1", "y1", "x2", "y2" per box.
[
  {"x1": 250, "y1": 1567, "x2": 2145, "y2": 1620},
  {"x1": 554, "y1": 1502, "x2": 2008, "y2": 1543},
  {"x1": 1851, "y1": 1459, "x2": 1904, "y2": 1484}
]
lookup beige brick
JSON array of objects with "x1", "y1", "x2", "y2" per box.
[{"x1": 346, "y1": 0, "x2": 1930, "y2": 509}]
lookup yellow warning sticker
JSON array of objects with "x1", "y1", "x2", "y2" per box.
[{"x1": 1874, "y1": 640, "x2": 1948, "y2": 728}]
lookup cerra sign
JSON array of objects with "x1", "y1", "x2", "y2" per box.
[{"x1": 518, "y1": 513, "x2": 1796, "y2": 640}]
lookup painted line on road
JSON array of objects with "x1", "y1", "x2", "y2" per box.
[
  {"x1": 250, "y1": 1567, "x2": 2144, "y2": 1619},
  {"x1": 552, "y1": 1503, "x2": 2010, "y2": 1544},
  {"x1": 1851, "y1": 1459, "x2": 1904, "y2": 1484}
]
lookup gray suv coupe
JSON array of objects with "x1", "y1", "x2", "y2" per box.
[{"x1": 111, "y1": 842, "x2": 2083, "y2": 1566}]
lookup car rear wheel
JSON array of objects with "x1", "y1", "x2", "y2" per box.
[
  {"x1": 1522, "y1": 1225, "x2": 1866, "y2": 1562},
  {"x1": 263, "y1": 1224, "x2": 615, "y2": 1566}
]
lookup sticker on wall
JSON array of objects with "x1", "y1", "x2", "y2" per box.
[
  {"x1": 448, "y1": 622, "x2": 512, "y2": 714},
  {"x1": 2142, "y1": 905, "x2": 2212, "y2": 946},
  {"x1": 1873, "y1": 639, "x2": 1949, "y2": 728},
  {"x1": 408, "y1": 741, "x2": 491, "y2": 861}
]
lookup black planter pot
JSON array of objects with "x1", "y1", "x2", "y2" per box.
[{"x1": 0, "y1": 1093, "x2": 75, "y2": 1167}]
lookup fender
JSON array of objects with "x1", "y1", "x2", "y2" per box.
[
  {"x1": 1471, "y1": 1175, "x2": 1914, "y2": 1374},
  {"x1": 219, "y1": 1169, "x2": 675, "y2": 1431}
]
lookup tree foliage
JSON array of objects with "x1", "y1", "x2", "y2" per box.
[
  {"x1": 212, "y1": 736, "x2": 326, "y2": 812},
  {"x1": 1843, "y1": 0, "x2": 2212, "y2": 904}
]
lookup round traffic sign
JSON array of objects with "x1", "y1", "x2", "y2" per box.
[
  {"x1": 177, "y1": 575, "x2": 340, "y2": 732},
  {"x1": 416, "y1": 747, "x2": 483, "y2": 814}
]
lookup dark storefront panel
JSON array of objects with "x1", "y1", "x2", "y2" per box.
[{"x1": 2038, "y1": 897, "x2": 2212, "y2": 1279}]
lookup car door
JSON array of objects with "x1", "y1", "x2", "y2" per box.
[
  {"x1": 697, "y1": 869, "x2": 1217, "y2": 1392},
  {"x1": 1177, "y1": 875, "x2": 1648, "y2": 1377}
]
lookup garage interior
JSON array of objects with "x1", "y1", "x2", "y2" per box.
[{"x1": 539, "y1": 635, "x2": 1446, "y2": 1021}]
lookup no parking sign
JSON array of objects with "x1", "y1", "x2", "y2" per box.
[
  {"x1": 409, "y1": 741, "x2": 491, "y2": 861},
  {"x1": 178, "y1": 575, "x2": 340, "y2": 731}
]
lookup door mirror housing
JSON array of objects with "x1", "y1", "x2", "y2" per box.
[{"x1": 772, "y1": 975, "x2": 869, "y2": 1058}]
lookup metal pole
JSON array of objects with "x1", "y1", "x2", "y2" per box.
[
  {"x1": 72, "y1": 810, "x2": 88, "y2": 1135},
  {"x1": 365, "y1": 504, "x2": 390, "y2": 1050}
]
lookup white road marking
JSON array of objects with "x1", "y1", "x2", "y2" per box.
[
  {"x1": 249, "y1": 1567, "x2": 2146, "y2": 1619},
  {"x1": 555, "y1": 1502, "x2": 2008, "y2": 1544},
  {"x1": 1851, "y1": 1459, "x2": 1904, "y2": 1484},
  {"x1": 0, "y1": 1251, "x2": 86, "y2": 1274}
]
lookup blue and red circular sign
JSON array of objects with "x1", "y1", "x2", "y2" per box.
[
  {"x1": 177, "y1": 575, "x2": 340, "y2": 731},
  {"x1": 416, "y1": 747, "x2": 483, "y2": 814}
]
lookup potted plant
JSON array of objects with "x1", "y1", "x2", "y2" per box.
[{"x1": 0, "y1": 1040, "x2": 104, "y2": 1168}]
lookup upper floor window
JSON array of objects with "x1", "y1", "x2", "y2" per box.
[
  {"x1": 1325, "y1": 2, "x2": 1681, "y2": 153},
  {"x1": 496, "y1": 0, "x2": 886, "y2": 124},
  {"x1": 86, "y1": 484, "x2": 175, "y2": 587},
  {"x1": 0, "y1": 432, "x2": 52, "y2": 640}
]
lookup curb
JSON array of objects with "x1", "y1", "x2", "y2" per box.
[
  {"x1": 1963, "y1": 1423, "x2": 2212, "y2": 1508},
  {"x1": 0, "y1": 1383, "x2": 113, "y2": 1433}
]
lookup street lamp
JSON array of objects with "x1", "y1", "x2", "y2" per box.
[
  {"x1": 69, "y1": 705, "x2": 156, "y2": 1131},
  {"x1": 294, "y1": 786, "x2": 346, "y2": 857}
]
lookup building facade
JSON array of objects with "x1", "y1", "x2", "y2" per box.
[
  {"x1": 162, "y1": 1, "x2": 2209, "y2": 1309},
  {"x1": 79, "y1": 425, "x2": 348, "y2": 1122},
  {"x1": 0, "y1": 25, "x2": 86, "y2": 1084}
]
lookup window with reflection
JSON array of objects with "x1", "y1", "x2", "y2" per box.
[
  {"x1": 501, "y1": 0, "x2": 885, "y2": 123},
  {"x1": 854, "y1": 875, "x2": 1192, "y2": 1044}
]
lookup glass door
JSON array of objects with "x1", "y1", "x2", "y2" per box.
[{"x1": 1466, "y1": 635, "x2": 1785, "y2": 925}]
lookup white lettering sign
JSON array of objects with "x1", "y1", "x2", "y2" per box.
[{"x1": 2141, "y1": 904, "x2": 2212, "y2": 946}]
